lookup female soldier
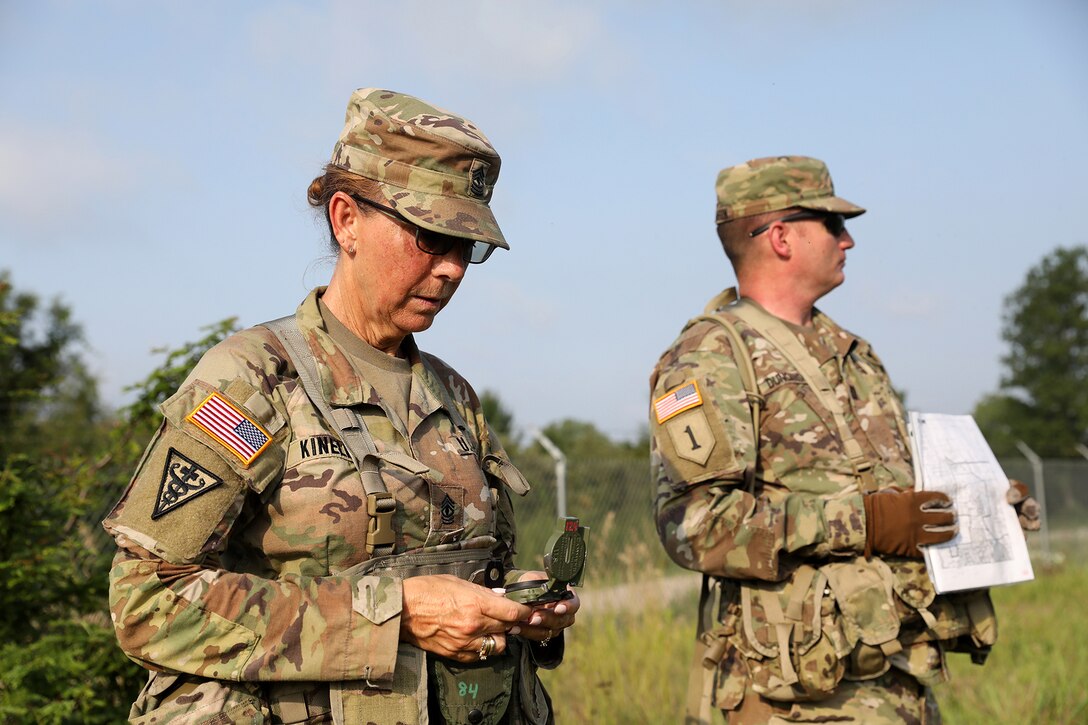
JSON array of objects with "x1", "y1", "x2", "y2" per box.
[{"x1": 104, "y1": 88, "x2": 577, "y2": 724}]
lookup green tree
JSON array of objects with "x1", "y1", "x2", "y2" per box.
[
  {"x1": 539, "y1": 418, "x2": 621, "y2": 461},
  {"x1": 0, "y1": 271, "x2": 239, "y2": 723},
  {"x1": 975, "y1": 246, "x2": 1088, "y2": 456},
  {"x1": 0, "y1": 271, "x2": 104, "y2": 460},
  {"x1": 480, "y1": 388, "x2": 519, "y2": 449}
]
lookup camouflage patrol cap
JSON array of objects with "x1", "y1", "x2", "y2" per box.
[
  {"x1": 331, "y1": 88, "x2": 508, "y2": 248},
  {"x1": 715, "y1": 156, "x2": 865, "y2": 224}
]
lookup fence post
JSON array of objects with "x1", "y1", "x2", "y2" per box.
[
  {"x1": 531, "y1": 429, "x2": 567, "y2": 519},
  {"x1": 1014, "y1": 440, "x2": 1051, "y2": 561}
]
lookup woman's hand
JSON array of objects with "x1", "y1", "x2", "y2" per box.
[
  {"x1": 401, "y1": 575, "x2": 533, "y2": 663},
  {"x1": 511, "y1": 570, "x2": 580, "y2": 644}
]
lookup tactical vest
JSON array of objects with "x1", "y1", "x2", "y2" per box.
[
  {"x1": 685, "y1": 292, "x2": 996, "y2": 723},
  {"x1": 261, "y1": 317, "x2": 551, "y2": 725}
]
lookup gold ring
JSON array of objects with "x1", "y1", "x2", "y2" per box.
[{"x1": 478, "y1": 634, "x2": 496, "y2": 660}]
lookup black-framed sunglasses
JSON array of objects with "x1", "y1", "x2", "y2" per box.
[
  {"x1": 351, "y1": 195, "x2": 497, "y2": 264},
  {"x1": 748, "y1": 210, "x2": 847, "y2": 238}
]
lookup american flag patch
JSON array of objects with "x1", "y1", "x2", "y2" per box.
[
  {"x1": 654, "y1": 381, "x2": 703, "y2": 423},
  {"x1": 186, "y1": 392, "x2": 271, "y2": 466}
]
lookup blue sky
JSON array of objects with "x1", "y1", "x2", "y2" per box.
[{"x1": 2, "y1": 1, "x2": 1086, "y2": 442}]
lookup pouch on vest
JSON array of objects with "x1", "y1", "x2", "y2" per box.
[
  {"x1": 331, "y1": 642, "x2": 427, "y2": 725},
  {"x1": 732, "y1": 565, "x2": 848, "y2": 702},
  {"x1": 886, "y1": 559, "x2": 996, "y2": 653},
  {"x1": 513, "y1": 638, "x2": 554, "y2": 725},
  {"x1": 426, "y1": 637, "x2": 552, "y2": 725},
  {"x1": 823, "y1": 558, "x2": 901, "y2": 681},
  {"x1": 943, "y1": 588, "x2": 997, "y2": 664},
  {"x1": 429, "y1": 651, "x2": 515, "y2": 725},
  {"x1": 700, "y1": 600, "x2": 748, "y2": 712}
]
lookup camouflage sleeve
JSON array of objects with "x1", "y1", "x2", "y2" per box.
[
  {"x1": 104, "y1": 333, "x2": 402, "y2": 685},
  {"x1": 108, "y1": 540, "x2": 402, "y2": 684},
  {"x1": 650, "y1": 322, "x2": 865, "y2": 583}
]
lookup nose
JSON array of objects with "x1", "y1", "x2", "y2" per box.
[
  {"x1": 840, "y1": 230, "x2": 855, "y2": 249},
  {"x1": 433, "y1": 244, "x2": 468, "y2": 282}
]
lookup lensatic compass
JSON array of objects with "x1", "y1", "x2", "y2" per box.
[{"x1": 505, "y1": 517, "x2": 588, "y2": 605}]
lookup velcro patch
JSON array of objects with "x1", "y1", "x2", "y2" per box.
[
  {"x1": 186, "y1": 392, "x2": 272, "y2": 467},
  {"x1": 432, "y1": 485, "x2": 464, "y2": 531},
  {"x1": 153, "y1": 448, "x2": 224, "y2": 519},
  {"x1": 665, "y1": 408, "x2": 717, "y2": 466},
  {"x1": 654, "y1": 380, "x2": 704, "y2": 423}
]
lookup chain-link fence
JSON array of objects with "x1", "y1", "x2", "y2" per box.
[
  {"x1": 997, "y1": 457, "x2": 1088, "y2": 561},
  {"x1": 510, "y1": 454, "x2": 1088, "y2": 579},
  {"x1": 80, "y1": 453, "x2": 1088, "y2": 575}
]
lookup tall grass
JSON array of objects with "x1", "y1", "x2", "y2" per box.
[
  {"x1": 538, "y1": 585, "x2": 695, "y2": 723},
  {"x1": 540, "y1": 557, "x2": 1088, "y2": 724},
  {"x1": 936, "y1": 561, "x2": 1088, "y2": 725}
]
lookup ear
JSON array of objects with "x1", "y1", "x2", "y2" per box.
[
  {"x1": 329, "y1": 191, "x2": 360, "y2": 254},
  {"x1": 767, "y1": 222, "x2": 792, "y2": 260}
]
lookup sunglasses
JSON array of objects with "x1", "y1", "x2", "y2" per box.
[
  {"x1": 351, "y1": 196, "x2": 497, "y2": 264},
  {"x1": 748, "y1": 210, "x2": 847, "y2": 238}
]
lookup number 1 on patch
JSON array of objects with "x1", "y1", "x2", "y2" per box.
[{"x1": 665, "y1": 408, "x2": 715, "y2": 465}]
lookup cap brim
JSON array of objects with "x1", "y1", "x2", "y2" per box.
[
  {"x1": 378, "y1": 183, "x2": 509, "y2": 249},
  {"x1": 796, "y1": 196, "x2": 866, "y2": 218}
]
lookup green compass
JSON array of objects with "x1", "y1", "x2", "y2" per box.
[{"x1": 506, "y1": 517, "x2": 589, "y2": 605}]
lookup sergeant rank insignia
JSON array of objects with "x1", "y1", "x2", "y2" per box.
[
  {"x1": 186, "y1": 392, "x2": 271, "y2": 466},
  {"x1": 153, "y1": 448, "x2": 223, "y2": 519},
  {"x1": 468, "y1": 160, "x2": 489, "y2": 198}
]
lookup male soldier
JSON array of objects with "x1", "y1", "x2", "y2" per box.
[{"x1": 650, "y1": 156, "x2": 1034, "y2": 724}]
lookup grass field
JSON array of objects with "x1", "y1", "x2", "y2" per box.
[{"x1": 538, "y1": 560, "x2": 1088, "y2": 724}]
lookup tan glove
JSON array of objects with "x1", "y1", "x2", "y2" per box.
[
  {"x1": 863, "y1": 489, "x2": 957, "y2": 559},
  {"x1": 1006, "y1": 479, "x2": 1041, "y2": 531}
]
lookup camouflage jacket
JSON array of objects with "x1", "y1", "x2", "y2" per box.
[
  {"x1": 651, "y1": 288, "x2": 911, "y2": 579},
  {"x1": 651, "y1": 288, "x2": 994, "y2": 706},
  {"x1": 103, "y1": 288, "x2": 532, "y2": 718}
]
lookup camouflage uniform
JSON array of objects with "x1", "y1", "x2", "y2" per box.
[
  {"x1": 104, "y1": 90, "x2": 557, "y2": 724},
  {"x1": 651, "y1": 157, "x2": 994, "y2": 724}
]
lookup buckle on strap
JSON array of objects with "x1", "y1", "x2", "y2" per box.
[
  {"x1": 366, "y1": 492, "x2": 396, "y2": 554},
  {"x1": 853, "y1": 460, "x2": 877, "y2": 492}
]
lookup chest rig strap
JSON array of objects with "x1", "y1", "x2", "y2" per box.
[
  {"x1": 727, "y1": 298, "x2": 876, "y2": 491},
  {"x1": 691, "y1": 311, "x2": 764, "y2": 494},
  {"x1": 263, "y1": 315, "x2": 396, "y2": 557}
]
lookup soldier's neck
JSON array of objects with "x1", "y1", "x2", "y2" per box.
[{"x1": 737, "y1": 279, "x2": 817, "y2": 327}]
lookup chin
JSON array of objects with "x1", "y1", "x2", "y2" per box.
[{"x1": 403, "y1": 315, "x2": 437, "y2": 334}]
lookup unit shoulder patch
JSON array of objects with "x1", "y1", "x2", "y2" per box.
[
  {"x1": 153, "y1": 448, "x2": 224, "y2": 519},
  {"x1": 654, "y1": 380, "x2": 704, "y2": 424},
  {"x1": 185, "y1": 391, "x2": 272, "y2": 467},
  {"x1": 664, "y1": 407, "x2": 717, "y2": 465}
]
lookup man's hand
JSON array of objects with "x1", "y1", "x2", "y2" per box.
[
  {"x1": 1007, "y1": 479, "x2": 1041, "y2": 531},
  {"x1": 863, "y1": 489, "x2": 958, "y2": 559}
]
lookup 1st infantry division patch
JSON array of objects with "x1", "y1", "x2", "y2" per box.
[{"x1": 153, "y1": 448, "x2": 224, "y2": 519}]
